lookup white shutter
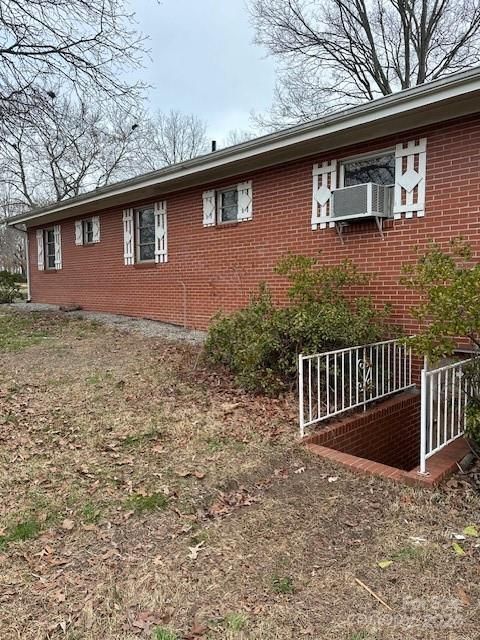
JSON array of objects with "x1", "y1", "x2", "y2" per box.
[
  {"x1": 36, "y1": 229, "x2": 44, "y2": 271},
  {"x1": 154, "y1": 201, "x2": 167, "y2": 263},
  {"x1": 393, "y1": 138, "x2": 427, "y2": 219},
  {"x1": 92, "y1": 216, "x2": 100, "y2": 243},
  {"x1": 75, "y1": 220, "x2": 83, "y2": 245},
  {"x1": 54, "y1": 225, "x2": 62, "y2": 270},
  {"x1": 123, "y1": 209, "x2": 134, "y2": 265},
  {"x1": 202, "y1": 190, "x2": 216, "y2": 227},
  {"x1": 311, "y1": 160, "x2": 337, "y2": 229},
  {"x1": 237, "y1": 181, "x2": 253, "y2": 221}
]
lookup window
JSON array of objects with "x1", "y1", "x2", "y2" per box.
[
  {"x1": 82, "y1": 218, "x2": 94, "y2": 244},
  {"x1": 135, "y1": 206, "x2": 155, "y2": 262},
  {"x1": 123, "y1": 202, "x2": 167, "y2": 266},
  {"x1": 217, "y1": 187, "x2": 239, "y2": 223},
  {"x1": 341, "y1": 152, "x2": 395, "y2": 187},
  {"x1": 44, "y1": 228, "x2": 56, "y2": 269},
  {"x1": 202, "y1": 181, "x2": 252, "y2": 227},
  {"x1": 75, "y1": 216, "x2": 100, "y2": 245}
]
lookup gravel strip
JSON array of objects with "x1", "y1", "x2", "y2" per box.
[{"x1": 7, "y1": 302, "x2": 206, "y2": 344}]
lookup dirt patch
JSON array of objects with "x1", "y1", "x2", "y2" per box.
[{"x1": 0, "y1": 309, "x2": 479, "y2": 639}]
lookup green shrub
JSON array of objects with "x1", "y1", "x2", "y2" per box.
[
  {"x1": 462, "y1": 358, "x2": 480, "y2": 449},
  {"x1": 204, "y1": 256, "x2": 392, "y2": 394},
  {"x1": 0, "y1": 270, "x2": 21, "y2": 303}
]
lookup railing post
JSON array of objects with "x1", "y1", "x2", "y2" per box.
[
  {"x1": 299, "y1": 353, "x2": 304, "y2": 438},
  {"x1": 419, "y1": 364, "x2": 428, "y2": 474}
]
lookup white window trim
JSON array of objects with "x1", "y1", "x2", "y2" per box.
[
  {"x1": 338, "y1": 147, "x2": 395, "y2": 188},
  {"x1": 134, "y1": 205, "x2": 156, "y2": 263},
  {"x1": 216, "y1": 185, "x2": 239, "y2": 225}
]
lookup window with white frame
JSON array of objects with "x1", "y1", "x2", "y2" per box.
[
  {"x1": 75, "y1": 216, "x2": 100, "y2": 245},
  {"x1": 340, "y1": 151, "x2": 395, "y2": 188},
  {"x1": 202, "y1": 181, "x2": 253, "y2": 227},
  {"x1": 217, "y1": 186, "x2": 239, "y2": 223},
  {"x1": 36, "y1": 224, "x2": 62, "y2": 270},
  {"x1": 82, "y1": 218, "x2": 94, "y2": 244},
  {"x1": 311, "y1": 138, "x2": 427, "y2": 230},
  {"x1": 135, "y1": 206, "x2": 155, "y2": 262},
  {"x1": 44, "y1": 228, "x2": 56, "y2": 269},
  {"x1": 122, "y1": 202, "x2": 167, "y2": 266}
]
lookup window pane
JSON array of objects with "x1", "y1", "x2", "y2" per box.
[
  {"x1": 139, "y1": 243, "x2": 155, "y2": 261},
  {"x1": 135, "y1": 207, "x2": 155, "y2": 261},
  {"x1": 220, "y1": 189, "x2": 238, "y2": 222},
  {"x1": 140, "y1": 226, "x2": 155, "y2": 244},
  {"x1": 138, "y1": 209, "x2": 154, "y2": 227},
  {"x1": 83, "y1": 219, "x2": 94, "y2": 243},
  {"x1": 343, "y1": 153, "x2": 395, "y2": 187},
  {"x1": 44, "y1": 229, "x2": 56, "y2": 268}
]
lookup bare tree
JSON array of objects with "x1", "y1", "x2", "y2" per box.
[
  {"x1": 0, "y1": 0, "x2": 145, "y2": 128},
  {"x1": 139, "y1": 110, "x2": 208, "y2": 170},
  {"x1": 250, "y1": 0, "x2": 480, "y2": 128},
  {"x1": 0, "y1": 224, "x2": 25, "y2": 274},
  {"x1": 0, "y1": 96, "x2": 150, "y2": 207},
  {"x1": 221, "y1": 128, "x2": 256, "y2": 147}
]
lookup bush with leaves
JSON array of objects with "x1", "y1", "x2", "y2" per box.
[
  {"x1": 205, "y1": 256, "x2": 392, "y2": 394},
  {"x1": 0, "y1": 271, "x2": 21, "y2": 304},
  {"x1": 401, "y1": 239, "x2": 480, "y2": 447}
]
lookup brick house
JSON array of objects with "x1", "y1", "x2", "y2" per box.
[
  {"x1": 8, "y1": 68, "x2": 480, "y2": 484},
  {"x1": 8, "y1": 68, "x2": 480, "y2": 333}
]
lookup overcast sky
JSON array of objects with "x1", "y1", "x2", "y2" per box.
[{"x1": 134, "y1": 0, "x2": 276, "y2": 142}]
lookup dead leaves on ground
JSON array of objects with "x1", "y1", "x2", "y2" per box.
[{"x1": 207, "y1": 486, "x2": 259, "y2": 518}]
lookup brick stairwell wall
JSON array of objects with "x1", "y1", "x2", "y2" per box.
[{"x1": 304, "y1": 391, "x2": 421, "y2": 471}]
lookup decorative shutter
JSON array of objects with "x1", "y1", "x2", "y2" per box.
[
  {"x1": 36, "y1": 230, "x2": 44, "y2": 271},
  {"x1": 311, "y1": 160, "x2": 337, "y2": 229},
  {"x1": 54, "y1": 225, "x2": 62, "y2": 270},
  {"x1": 202, "y1": 190, "x2": 216, "y2": 226},
  {"x1": 393, "y1": 138, "x2": 427, "y2": 219},
  {"x1": 92, "y1": 216, "x2": 100, "y2": 243},
  {"x1": 237, "y1": 180, "x2": 253, "y2": 221},
  {"x1": 123, "y1": 209, "x2": 134, "y2": 265},
  {"x1": 75, "y1": 220, "x2": 83, "y2": 245},
  {"x1": 154, "y1": 201, "x2": 167, "y2": 263}
]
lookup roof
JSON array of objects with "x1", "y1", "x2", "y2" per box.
[{"x1": 9, "y1": 67, "x2": 480, "y2": 228}]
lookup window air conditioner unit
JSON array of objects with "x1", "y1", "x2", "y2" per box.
[{"x1": 330, "y1": 183, "x2": 393, "y2": 222}]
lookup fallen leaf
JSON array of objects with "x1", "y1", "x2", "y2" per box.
[
  {"x1": 452, "y1": 542, "x2": 466, "y2": 556},
  {"x1": 187, "y1": 622, "x2": 209, "y2": 638},
  {"x1": 188, "y1": 540, "x2": 205, "y2": 560},
  {"x1": 61, "y1": 519, "x2": 75, "y2": 531},
  {"x1": 463, "y1": 525, "x2": 479, "y2": 538},
  {"x1": 377, "y1": 560, "x2": 393, "y2": 569},
  {"x1": 294, "y1": 466, "x2": 306, "y2": 474},
  {"x1": 409, "y1": 536, "x2": 427, "y2": 545},
  {"x1": 452, "y1": 533, "x2": 466, "y2": 540},
  {"x1": 457, "y1": 585, "x2": 471, "y2": 606}
]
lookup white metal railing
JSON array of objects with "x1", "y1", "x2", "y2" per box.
[
  {"x1": 299, "y1": 338, "x2": 413, "y2": 437},
  {"x1": 419, "y1": 357, "x2": 473, "y2": 474}
]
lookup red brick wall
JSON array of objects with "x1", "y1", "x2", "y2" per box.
[
  {"x1": 28, "y1": 113, "x2": 480, "y2": 332},
  {"x1": 305, "y1": 391, "x2": 421, "y2": 471}
]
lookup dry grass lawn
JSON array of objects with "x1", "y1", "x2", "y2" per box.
[{"x1": 0, "y1": 309, "x2": 479, "y2": 640}]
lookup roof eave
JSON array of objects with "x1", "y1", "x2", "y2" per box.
[{"x1": 8, "y1": 67, "x2": 480, "y2": 228}]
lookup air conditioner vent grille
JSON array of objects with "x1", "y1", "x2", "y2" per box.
[{"x1": 331, "y1": 183, "x2": 393, "y2": 220}]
